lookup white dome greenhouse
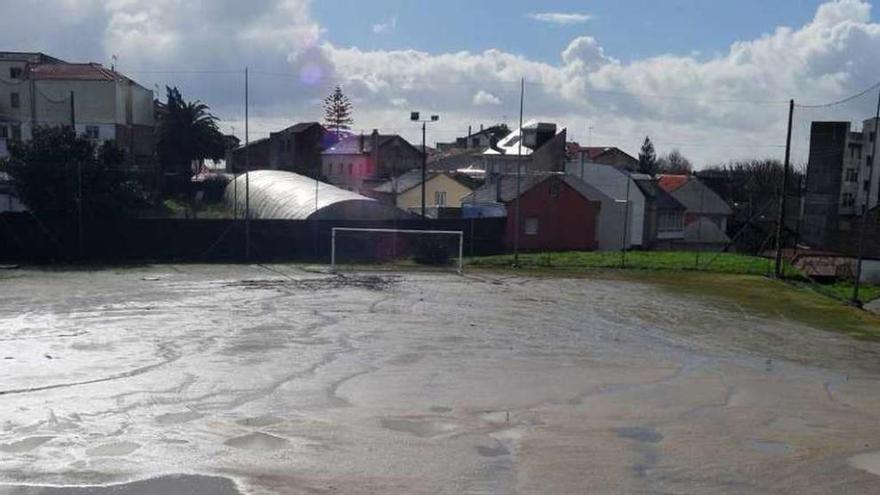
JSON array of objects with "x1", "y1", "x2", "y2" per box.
[{"x1": 224, "y1": 170, "x2": 409, "y2": 221}]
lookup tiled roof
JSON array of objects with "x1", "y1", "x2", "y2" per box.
[
  {"x1": 465, "y1": 173, "x2": 601, "y2": 204},
  {"x1": 657, "y1": 174, "x2": 689, "y2": 192},
  {"x1": 31, "y1": 63, "x2": 125, "y2": 81},
  {"x1": 633, "y1": 178, "x2": 686, "y2": 211}
]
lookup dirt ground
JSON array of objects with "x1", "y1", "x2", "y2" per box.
[{"x1": 1, "y1": 264, "x2": 880, "y2": 494}]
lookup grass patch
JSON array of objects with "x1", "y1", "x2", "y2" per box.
[
  {"x1": 633, "y1": 271, "x2": 880, "y2": 342},
  {"x1": 803, "y1": 280, "x2": 880, "y2": 304},
  {"x1": 468, "y1": 251, "x2": 799, "y2": 277}
]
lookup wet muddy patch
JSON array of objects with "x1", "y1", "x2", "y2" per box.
[
  {"x1": 379, "y1": 417, "x2": 458, "y2": 438},
  {"x1": 224, "y1": 432, "x2": 289, "y2": 450},
  {"x1": 226, "y1": 275, "x2": 397, "y2": 292},
  {"x1": 85, "y1": 441, "x2": 141, "y2": 457},
  {"x1": 0, "y1": 436, "x2": 54, "y2": 453},
  {"x1": 0, "y1": 474, "x2": 242, "y2": 494},
  {"x1": 615, "y1": 426, "x2": 663, "y2": 443},
  {"x1": 850, "y1": 451, "x2": 880, "y2": 476}
]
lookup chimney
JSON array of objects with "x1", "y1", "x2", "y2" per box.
[
  {"x1": 467, "y1": 125, "x2": 472, "y2": 149},
  {"x1": 359, "y1": 132, "x2": 365, "y2": 153}
]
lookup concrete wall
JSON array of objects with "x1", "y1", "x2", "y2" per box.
[{"x1": 803, "y1": 122, "x2": 848, "y2": 248}]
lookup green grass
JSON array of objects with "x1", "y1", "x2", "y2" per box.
[
  {"x1": 804, "y1": 280, "x2": 880, "y2": 304},
  {"x1": 468, "y1": 250, "x2": 800, "y2": 277},
  {"x1": 630, "y1": 271, "x2": 880, "y2": 342}
]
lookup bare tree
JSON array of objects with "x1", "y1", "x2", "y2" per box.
[{"x1": 656, "y1": 149, "x2": 693, "y2": 174}]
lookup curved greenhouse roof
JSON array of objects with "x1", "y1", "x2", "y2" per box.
[{"x1": 224, "y1": 170, "x2": 409, "y2": 221}]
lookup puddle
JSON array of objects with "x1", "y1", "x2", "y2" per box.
[
  {"x1": 477, "y1": 444, "x2": 510, "y2": 457},
  {"x1": 746, "y1": 440, "x2": 791, "y2": 455},
  {"x1": 386, "y1": 353, "x2": 424, "y2": 365},
  {"x1": 235, "y1": 415, "x2": 284, "y2": 428},
  {"x1": 615, "y1": 426, "x2": 663, "y2": 443},
  {"x1": 227, "y1": 275, "x2": 396, "y2": 292},
  {"x1": 155, "y1": 411, "x2": 204, "y2": 425},
  {"x1": 0, "y1": 474, "x2": 242, "y2": 494},
  {"x1": 224, "y1": 432, "x2": 288, "y2": 450},
  {"x1": 379, "y1": 418, "x2": 457, "y2": 438},
  {"x1": 85, "y1": 441, "x2": 141, "y2": 457},
  {"x1": 850, "y1": 451, "x2": 880, "y2": 476},
  {"x1": 0, "y1": 436, "x2": 54, "y2": 453}
]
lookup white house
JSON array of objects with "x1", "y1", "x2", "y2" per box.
[{"x1": 565, "y1": 161, "x2": 647, "y2": 249}]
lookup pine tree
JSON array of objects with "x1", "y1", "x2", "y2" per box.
[
  {"x1": 323, "y1": 86, "x2": 353, "y2": 137},
  {"x1": 637, "y1": 136, "x2": 657, "y2": 175}
]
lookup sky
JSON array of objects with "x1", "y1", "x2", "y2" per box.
[{"x1": 2, "y1": 0, "x2": 880, "y2": 167}]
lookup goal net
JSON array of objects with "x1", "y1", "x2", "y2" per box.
[{"x1": 331, "y1": 227, "x2": 464, "y2": 272}]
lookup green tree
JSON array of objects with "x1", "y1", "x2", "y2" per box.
[
  {"x1": 1, "y1": 126, "x2": 145, "y2": 218},
  {"x1": 155, "y1": 86, "x2": 225, "y2": 193},
  {"x1": 637, "y1": 136, "x2": 657, "y2": 175},
  {"x1": 323, "y1": 86, "x2": 354, "y2": 137}
]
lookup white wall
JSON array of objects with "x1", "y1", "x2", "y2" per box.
[{"x1": 565, "y1": 161, "x2": 645, "y2": 247}]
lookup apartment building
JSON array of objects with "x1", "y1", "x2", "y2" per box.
[{"x1": 0, "y1": 51, "x2": 154, "y2": 163}]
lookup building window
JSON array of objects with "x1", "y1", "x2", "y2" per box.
[
  {"x1": 524, "y1": 218, "x2": 539, "y2": 236},
  {"x1": 10, "y1": 92, "x2": 20, "y2": 108},
  {"x1": 658, "y1": 211, "x2": 683, "y2": 232},
  {"x1": 549, "y1": 182, "x2": 560, "y2": 198},
  {"x1": 842, "y1": 192, "x2": 855, "y2": 208},
  {"x1": 348, "y1": 163, "x2": 353, "y2": 175},
  {"x1": 9, "y1": 67, "x2": 22, "y2": 79},
  {"x1": 434, "y1": 191, "x2": 447, "y2": 206},
  {"x1": 846, "y1": 168, "x2": 859, "y2": 182},
  {"x1": 865, "y1": 180, "x2": 871, "y2": 192},
  {"x1": 0, "y1": 126, "x2": 7, "y2": 139},
  {"x1": 472, "y1": 138, "x2": 480, "y2": 147},
  {"x1": 85, "y1": 126, "x2": 100, "y2": 140},
  {"x1": 10, "y1": 124, "x2": 21, "y2": 141}
]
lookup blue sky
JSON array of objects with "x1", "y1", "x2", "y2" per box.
[
  {"x1": 314, "y1": 0, "x2": 837, "y2": 63},
  {"x1": 2, "y1": 0, "x2": 879, "y2": 165}
]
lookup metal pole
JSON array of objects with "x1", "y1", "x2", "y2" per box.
[
  {"x1": 70, "y1": 91, "x2": 84, "y2": 259},
  {"x1": 775, "y1": 99, "x2": 794, "y2": 278},
  {"x1": 696, "y1": 175, "x2": 704, "y2": 268},
  {"x1": 854, "y1": 90, "x2": 880, "y2": 304},
  {"x1": 514, "y1": 77, "x2": 524, "y2": 266},
  {"x1": 244, "y1": 67, "x2": 250, "y2": 260},
  {"x1": 331, "y1": 228, "x2": 336, "y2": 271},
  {"x1": 621, "y1": 177, "x2": 630, "y2": 268},
  {"x1": 421, "y1": 121, "x2": 427, "y2": 217},
  {"x1": 458, "y1": 232, "x2": 464, "y2": 273}
]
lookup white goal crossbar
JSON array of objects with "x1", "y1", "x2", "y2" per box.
[{"x1": 331, "y1": 227, "x2": 464, "y2": 273}]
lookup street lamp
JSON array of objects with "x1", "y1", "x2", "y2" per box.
[{"x1": 410, "y1": 111, "x2": 439, "y2": 217}]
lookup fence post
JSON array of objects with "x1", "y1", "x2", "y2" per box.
[{"x1": 330, "y1": 227, "x2": 336, "y2": 272}]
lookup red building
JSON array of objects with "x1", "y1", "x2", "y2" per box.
[{"x1": 468, "y1": 174, "x2": 601, "y2": 252}]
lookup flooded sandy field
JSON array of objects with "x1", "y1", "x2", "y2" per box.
[{"x1": 1, "y1": 264, "x2": 880, "y2": 494}]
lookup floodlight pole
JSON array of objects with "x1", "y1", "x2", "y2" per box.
[
  {"x1": 514, "y1": 77, "x2": 524, "y2": 267},
  {"x1": 244, "y1": 66, "x2": 251, "y2": 260},
  {"x1": 854, "y1": 90, "x2": 880, "y2": 304},
  {"x1": 411, "y1": 112, "x2": 439, "y2": 217}
]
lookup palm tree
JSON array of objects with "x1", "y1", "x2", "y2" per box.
[{"x1": 155, "y1": 86, "x2": 225, "y2": 195}]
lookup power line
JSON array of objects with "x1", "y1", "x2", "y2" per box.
[{"x1": 795, "y1": 79, "x2": 880, "y2": 109}]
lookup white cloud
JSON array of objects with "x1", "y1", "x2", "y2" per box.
[
  {"x1": 473, "y1": 90, "x2": 502, "y2": 106},
  {"x1": 372, "y1": 16, "x2": 397, "y2": 34},
  {"x1": 1, "y1": 0, "x2": 879, "y2": 166},
  {"x1": 527, "y1": 12, "x2": 593, "y2": 25}
]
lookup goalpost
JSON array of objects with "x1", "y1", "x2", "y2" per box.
[{"x1": 331, "y1": 227, "x2": 464, "y2": 273}]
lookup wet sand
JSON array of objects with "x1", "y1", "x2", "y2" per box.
[{"x1": 1, "y1": 265, "x2": 879, "y2": 494}]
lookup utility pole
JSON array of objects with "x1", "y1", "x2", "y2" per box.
[
  {"x1": 410, "y1": 112, "x2": 438, "y2": 217},
  {"x1": 71, "y1": 91, "x2": 83, "y2": 260},
  {"x1": 421, "y1": 121, "x2": 427, "y2": 216},
  {"x1": 244, "y1": 67, "x2": 251, "y2": 260},
  {"x1": 854, "y1": 90, "x2": 880, "y2": 305},
  {"x1": 513, "y1": 77, "x2": 524, "y2": 267},
  {"x1": 774, "y1": 99, "x2": 794, "y2": 278},
  {"x1": 621, "y1": 177, "x2": 631, "y2": 268}
]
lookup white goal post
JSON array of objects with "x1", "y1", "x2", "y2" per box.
[{"x1": 331, "y1": 227, "x2": 464, "y2": 273}]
